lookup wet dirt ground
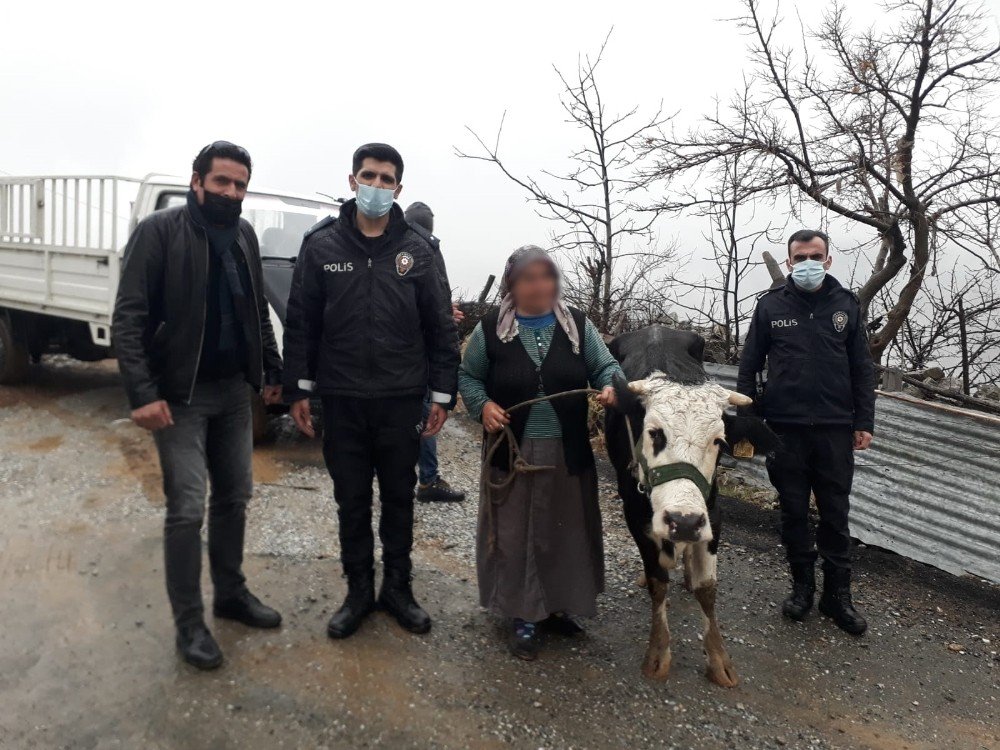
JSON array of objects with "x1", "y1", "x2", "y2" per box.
[{"x1": 0, "y1": 359, "x2": 997, "y2": 750}]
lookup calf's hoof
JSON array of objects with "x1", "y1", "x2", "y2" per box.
[
  {"x1": 706, "y1": 655, "x2": 739, "y2": 688},
  {"x1": 641, "y1": 648, "x2": 672, "y2": 681}
]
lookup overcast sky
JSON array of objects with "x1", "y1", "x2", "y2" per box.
[{"x1": 3, "y1": 0, "x2": 889, "y2": 295}]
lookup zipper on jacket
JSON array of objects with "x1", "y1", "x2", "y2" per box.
[
  {"x1": 367, "y1": 257, "x2": 375, "y2": 397},
  {"x1": 240, "y1": 234, "x2": 266, "y2": 389},
  {"x1": 187, "y1": 232, "x2": 210, "y2": 404}
]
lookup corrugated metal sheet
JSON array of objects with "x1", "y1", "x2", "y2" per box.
[{"x1": 705, "y1": 363, "x2": 1000, "y2": 584}]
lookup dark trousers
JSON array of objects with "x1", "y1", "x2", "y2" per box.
[
  {"x1": 153, "y1": 376, "x2": 252, "y2": 628},
  {"x1": 765, "y1": 424, "x2": 855, "y2": 573},
  {"x1": 418, "y1": 395, "x2": 438, "y2": 485},
  {"x1": 321, "y1": 395, "x2": 423, "y2": 575}
]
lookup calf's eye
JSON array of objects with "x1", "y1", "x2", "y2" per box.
[{"x1": 648, "y1": 428, "x2": 668, "y2": 455}]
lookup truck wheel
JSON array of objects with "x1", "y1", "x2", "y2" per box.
[
  {"x1": 251, "y1": 391, "x2": 272, "y2": 445},
  {"x1": 0, "y1": 315, "x2": 30, "y2": 384}
]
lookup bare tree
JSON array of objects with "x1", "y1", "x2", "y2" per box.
[
  {"x1": 456, "y1": 32, "x2": 671, "y2": 332},
  {"x1": 668, "y1": 98, "x2": 781, "y2": 363},
  {"x1": 640, "y1": 0, "x2": 1000, "y2": 362},
  {"x1": 887, "y1": 264, "x2": 1000, "y2": 391}
]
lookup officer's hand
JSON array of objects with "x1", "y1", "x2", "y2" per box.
[
  {"x1": 263, "y1": 385, "x2": 282, "y2": 405},
  {"x1": 423, "y1": 403, "x2": 448, "y2": 437},
  {"x1": 452, "y1": 302, "x2": 465, "y2": 326},
  {"x1": 853, "y1": 430, "x2": 873, "y2": 451},
  {"x1": 482, "y1": 401, "x2": 510, "y2": 434},
  {"x1": 131, "y1": 400, "x2": 174, "y2": 431},
  {"x1": 291, "y1": 398, "x2": 315, "y2": 439}
]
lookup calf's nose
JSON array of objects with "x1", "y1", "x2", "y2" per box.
[{"x1": 664, "y1": 511, "x2": 707, "y2": 542}]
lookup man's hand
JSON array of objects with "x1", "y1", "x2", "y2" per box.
[
  {"x1": 131, "y1": 400, "x2": 173, "y2": 431},
  {"x1": 290, "y1": 398, "x2": 315, "y2": 438},
  {"x1": 596, "y1": 385, "x2": 617, "y2": 408},
  {"x1": 853, "y1": 430, "x2": 873, "y2": 451},
  {"x1": 482, "y1": 401, "x2": 510, "y2": 434},
  {"x1": 423, "y1": 403, "x2": 448, "y2": 437},
  {"x1": 452, "y1": 302, "x2": 465, "y2": 326},
  {"x1": 263, "y1": 385, "x2": 282, "y2": 405}
]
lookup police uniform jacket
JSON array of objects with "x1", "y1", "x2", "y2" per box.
[
  {"x1": 736, "y1": 275, "x2": 876, "y2": 433},
  {"x1": 281, "y1": 199, "x2": 459, "y2": 402}
]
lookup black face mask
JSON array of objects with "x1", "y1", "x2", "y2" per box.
[{"x1": 200, "y1": 189, "x2": 243, "y2": 227}]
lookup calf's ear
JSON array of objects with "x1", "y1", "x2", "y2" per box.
[
  {"x1": 613, "y1": 373, "x2": 647, "y2": 413},
  {"x1": 721, "y1": 411, "x2": 782, "y2": 457}
]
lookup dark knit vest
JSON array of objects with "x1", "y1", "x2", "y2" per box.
[{"x1": 482, "y1": 307, "x2": 594, "y2": 475}]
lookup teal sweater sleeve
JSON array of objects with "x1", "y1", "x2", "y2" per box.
[
  {"x1": 457, "y1": 322, "x2": 491, "y2": 421},
  {"x1": 583, "y1": 319, "x2": 624, "y2": 388}
]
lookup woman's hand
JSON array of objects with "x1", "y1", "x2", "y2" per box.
[
  {"x1": 482, "y1": 401, "x2": 511, "y2": 433},
  {"x1": 596, "y1": 386, "x2": 617, "y2": 409}
]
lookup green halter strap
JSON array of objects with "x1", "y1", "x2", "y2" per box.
[{"x1": 632, "y1": 437, "x2": 714, "y2": 501}]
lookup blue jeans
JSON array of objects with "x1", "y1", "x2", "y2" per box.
[{"x1": 418, "y1": 395, "x2": 438, "y2": 485}]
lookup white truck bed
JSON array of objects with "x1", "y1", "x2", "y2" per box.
[{"x1": 0, "y1": 176, "x2": 138, "y2": 344}]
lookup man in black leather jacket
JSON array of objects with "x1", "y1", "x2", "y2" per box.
[
  {"x1": 113, "y1": 141, "x2": 283, "y2": 670},
  {"x1": 283, "y1": 143, "x2": 459, "y2": 640},
  {"x1": 737, "y1": 229, "x2": 876, "y2": 636}
]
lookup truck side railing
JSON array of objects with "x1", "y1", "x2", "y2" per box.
[
  {"x1": 0, "y1": 176, "x2": 140, "y2": 253},
  {"x1": 0, "y1": 176, "x2": 141, "y2": 328}
]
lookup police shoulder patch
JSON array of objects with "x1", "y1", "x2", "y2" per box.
[
  {"x1": 832, "y1": 310, "x2": 849, "y2": 332},
  {"x1": 395, "y1": 251, "x2": 415, "y2": 276}
]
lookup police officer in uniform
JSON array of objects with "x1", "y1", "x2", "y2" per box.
[
  {"x1": 282, "y1": 144, "x2": 459, "y2": 639},
  {"x1": 737, "y1": 229, "x2": 875, "y2": 635}
]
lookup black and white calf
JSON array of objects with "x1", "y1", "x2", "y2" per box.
[{"x1": 606, "y1": 326, "x2": 779, "y2": 687}]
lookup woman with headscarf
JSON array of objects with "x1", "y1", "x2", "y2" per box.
[{"x1": 458, "y1": 246, "x2": 624, "y2": 660}]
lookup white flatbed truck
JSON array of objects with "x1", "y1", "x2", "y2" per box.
[{"x1": 0, "y1": 173, "x2": 339, "y2": 437}]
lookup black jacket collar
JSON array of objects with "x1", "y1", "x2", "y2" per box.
[{"x1": 337, "y1": 199, "x2": 407, "y2": 255}]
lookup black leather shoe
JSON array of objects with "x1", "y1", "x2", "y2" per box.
[
  {"x1": 541, "y1": 612, "x2": 584, "y2": 636},
  {"x1": 416, "y1": 477, "x2": 465, "y2": 503},
  {"x1": 509, "y1": 620, "x2": 539, "y2": 661},
  {"x1": 782, "y1": 564, "x2": 815, "y2": 622},
  {"x1": 214, "y1": 590, "x2": 282, "y2": 629},
  {"x1": 327, "y1": 569, "x2": 376, "y2": 639},
  {"x1": 176, "y1": 622, "x2": 223, "y2": 670},
  {"x1": 818, "y1": 569, "x2": 868, "y2": 635},
  {"x1": 378, "y1": 569, "x2": 431, "y2": 634}
]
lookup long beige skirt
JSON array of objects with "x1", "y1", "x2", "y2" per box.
[{"x1": 476, "y1": 438, "x2": 605, "y2": 622}]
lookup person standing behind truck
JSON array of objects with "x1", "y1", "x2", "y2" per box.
[
  {"x1": 736, "y1": 229, "x2": 875, "y2": 636},
  {"x1": 282, "y1": 144, "x2": 460, "y2": 640},
  {"x1": 112, "y1": 141, "x2": 284, "y2": 670},
  {"x1": 403, "y1": 201, "x2": 465, "y2": 504}
]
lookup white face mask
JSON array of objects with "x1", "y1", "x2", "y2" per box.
[
  {"x1": 355, "y1": 183, "x2": 395, "y2": 218},
  {"x1": 791, "y1": 259, "x2": 827, "y2": 291}
]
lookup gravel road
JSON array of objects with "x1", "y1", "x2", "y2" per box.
[{"x1": 0, "y1": 358, "x2": 997, "y2": 750}]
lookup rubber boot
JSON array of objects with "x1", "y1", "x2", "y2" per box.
[
  {"x1": 327, "y1": 568, "x2": 376, "y2": 639},
  {"x1": 782, "y1": 563, "x2": 815, "y2": 621},
  {"x1": 818, "y1": 568, "x2": 868, "y2": 635},
  {"x1": 378, "y1": 567, "x2": 431, "y2": 634}
]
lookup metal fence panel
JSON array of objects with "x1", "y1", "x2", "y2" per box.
[{"x1": 705, "y1": 364, "x2": 1000, "y2": 584}]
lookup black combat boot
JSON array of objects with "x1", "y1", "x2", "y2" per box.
[
  {"x1": 327, "y1": 568, "x2": 376, "y2": 639},
  {"x1": 378, "y1": 567, "x2": 431, "y2": 634},
  {"x1": 818, "y1": 568, "x2": 868, "y2": 635},
  {"x1": 782, "y1": 563, "x2": 816, "y2": 622}
]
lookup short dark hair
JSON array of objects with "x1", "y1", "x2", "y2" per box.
[
  {"x1": 352, "y1": 143, "x2": 404, "y2": 182},
  {"x1": 192, "y1": 141, "x2": 252, "y2": 180},
  {"x1": 787, "y1": 229, "x2": 830, "y2": 256}
]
